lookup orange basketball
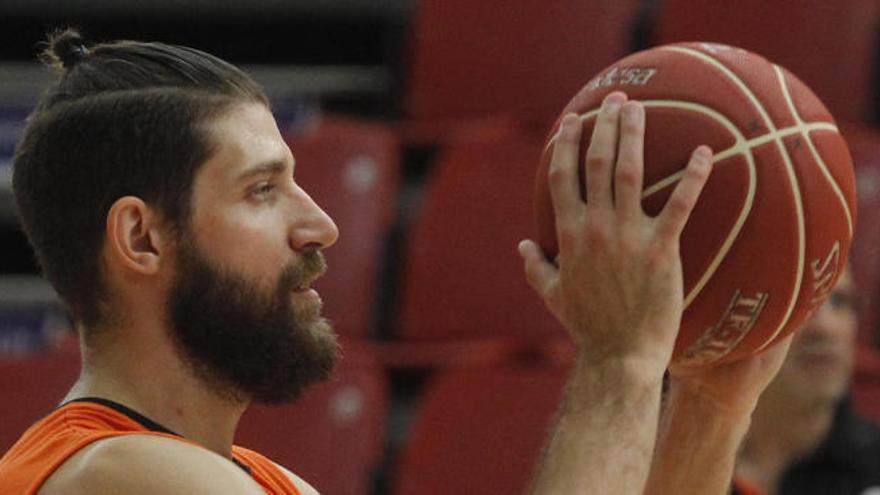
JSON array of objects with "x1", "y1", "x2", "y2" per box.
[{"x1": 534, "y1": 42, "x2": 857, "y2": 367}]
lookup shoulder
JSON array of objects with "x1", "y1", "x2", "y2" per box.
[
  {"x1": 38, "y1": 434, "x2": 264, "y2": 495},
  {"x1": 275, "y1": 463, "x2": 320, "y2": 495}
]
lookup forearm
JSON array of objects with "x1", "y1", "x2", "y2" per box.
[
  {"x1": 644, "y1": 381, "x2": 753, "y2": 495},
  {"x1": 528, "y1": 357, "x2": 665, "y2": 495}
]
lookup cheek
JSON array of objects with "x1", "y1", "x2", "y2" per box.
[{"x1": 195, "y1": 207, "x2": 289, "y2": 273}]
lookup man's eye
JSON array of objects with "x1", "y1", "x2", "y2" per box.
[
  {"x1": 252, "y1": 183, "x2": 275, "y2": 198},
  {"x1": 829, "y1": 291, "x2": 859, "y2": 312}
]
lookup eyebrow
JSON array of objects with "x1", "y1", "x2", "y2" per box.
[{"x1": 235, "y1": 160, "x2": 290, "y2": 183}]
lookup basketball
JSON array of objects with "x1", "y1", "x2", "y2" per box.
[{"x1": 534, "y1": 42, "x2": 857, "y2": 367}]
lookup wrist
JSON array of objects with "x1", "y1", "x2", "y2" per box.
[
  {"x1": 572, "y1": 352, "x2": 666, "y2": 395},
  {"x1": 666, "y1": 378, "x2": 755, "y2": 431}
]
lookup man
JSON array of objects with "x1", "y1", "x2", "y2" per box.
[
  {"x1": 1, "y1": 29, "x2": 337, "y2": 494},
  {"x1": 0, "y1": 29, "x2": 792, "y2": 494},
  {"x1": 734, "y1": 270, "x2": 880, "y2": 494}
]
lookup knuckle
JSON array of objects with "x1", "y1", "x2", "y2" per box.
[
  {"x1": 687, "y1": 163, "x2": 710, "y2": 182},
  {"x1": 548, "y1": 163, "x2": 570, "y2": 185},
  {"x1": 645, "y1": 245, "x2": 669, "y2": 270},
  {"x1": 558, "y1": 230, "x2": 577, "y2": 252},
  {"x1": 584, "y1": 222, "x2": 610, "y2": 251},
  {"x1": 615, "y1": 165, "x2": 640, "y2": 187},
  {"x1": 586, "y1": 153, "x2": 609, "y2": 172},
  {"x1": 665, "y1": 196, "x2": 691, "y2": 218},
  {"x1": 523, "y1": 257, "x2": 544, "y2": 286}
]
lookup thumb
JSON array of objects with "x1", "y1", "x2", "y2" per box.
[{"x1": 518, "y1": 239, "x2": 558, "y2": 299}]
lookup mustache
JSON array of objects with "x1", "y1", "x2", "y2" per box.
[{"x1": 278, "y1": 250, "x2": 327, "y2": 292}]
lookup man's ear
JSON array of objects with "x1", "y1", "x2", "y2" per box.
[{"x1": 105, "y1": 196, "x2": 168, "y2": 275}]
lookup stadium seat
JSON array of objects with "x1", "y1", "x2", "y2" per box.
[
  {"x1": 285, "y1": 116, "x2": 400, "y2": 339},
  {"x1": 653, "y1": 0, "x2": 880, "y2": 123},
  {"x1": 236, "y1": 339, "x2": 389, "y2": 495},
  {"x1": 0, "y1": 345, "x2": 80, "y2": 452},
  {"x1": 402, "y1": 0, "x2": 643, "y2": 142},
  {"x1": 394, "y1": 360, "x2": 569, "y2": 495},
  {"x1": 840, "y1": 124, "x2": 880, "y2": 345},
  {"x1": 397, "y1": 132, "x2": 566, "y2": 356}
]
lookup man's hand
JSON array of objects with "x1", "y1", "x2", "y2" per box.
[
  {"x1": 669, "y1": 334, "x2": 795, "y2": 417},
  {"x1": 522, "y1": 90, "x2": 713, "y2": 494},
  {"x1": 519, "y1": 91, "x2": 713, "y2": 376},
  {"x1": 645, "y1": 337, "x2": 794, "y2": 495}
]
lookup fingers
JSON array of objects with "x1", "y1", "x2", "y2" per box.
[
  {"x1": 656, "y1": 145, "x2": 713, "y2": 241},
  {"x1": 614, "y1": 102, "x2": 646, "y2": 218},
  {"x1": 758, "y1": 333, "x2": 794, "y2": 373},
  {"x1": 548, "y1": 113, "x2": 584, "y2": 225},
  {"x1": 518, "y1": 239, "x2": 558, "y2": 298},
  {"x1": 585, "y1": 92, "x2": 627, "y2": 208}
]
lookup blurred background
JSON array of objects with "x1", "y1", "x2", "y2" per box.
[{"x1": 1, "y1": 1, "x2": 880, "y2": 494}]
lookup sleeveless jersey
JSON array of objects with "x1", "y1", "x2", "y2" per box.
[{"x1": 0, "y1": 398, "x2": 302, "y2": 494}]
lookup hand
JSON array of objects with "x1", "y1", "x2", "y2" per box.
[
  {"x1": 519, "y1": 91, "x2": 713, "y2": 374},
  {"x1": 668, "y1": 334, "x2": 795, "y2": 417}
]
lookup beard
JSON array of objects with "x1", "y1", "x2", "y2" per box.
[{"x1": 166, "y1": 238, "x2": 338, "y2": 404}]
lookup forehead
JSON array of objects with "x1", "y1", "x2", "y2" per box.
[{"x1": 196, "y1": 102, "x2": 292, "y2": 185}]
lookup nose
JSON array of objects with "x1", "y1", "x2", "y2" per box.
[
  {"x1": 799, "y1": 294, "x2": 852, "y2": 340},
  {"x1": 288, "y1": 185, "x2": 339, "y2": 251}
]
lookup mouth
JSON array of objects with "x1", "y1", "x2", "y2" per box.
[
  {"x1": 795, "y1": 350, "x2": 841, "y2": 371},
  {"x1": 291, "y1": 283, "x2": 321, "y2": 304}
]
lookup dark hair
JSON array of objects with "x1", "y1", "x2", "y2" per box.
[{"x1": 13, "y1": 29, "x2": 269, "y2": 329}]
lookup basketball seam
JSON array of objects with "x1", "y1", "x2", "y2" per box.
[
  {"x1": 772, "y1": 64, "x2": 854, "y2": 239},
  {"x1": 667, "y1": 45, "x2": 807, "y2": 359},
  {"x1": 643, "y1": 122, "x2": 838, "y2": 197},
  {"x1": 636, "y1": 100, "x2": 755, "y2": 310}
]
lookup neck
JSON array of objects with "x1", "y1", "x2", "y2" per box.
[
  {"x1": 66, "y1": 325, "x2": 247, "y2": 458},
  {"x1": 737, "y1": 393, "x2": 836, "y2": 494}
]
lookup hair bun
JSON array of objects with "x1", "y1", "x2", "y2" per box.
[{"x1": 41, "y1": 28, "x2": 89, "y2": 70}]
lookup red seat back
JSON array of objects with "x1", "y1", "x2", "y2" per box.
[
  {"x1": 404, "y1": 0, "x2": 642, "y2": 128},
  {"x1": 0, "y1": 347, "x2": 80, "y2": 452},
  {"x1": 398, "y1": 133, "x2": 565, "y2": 343},
  {"x1": 841, "y1": 125, "x2": 880, "y2": 345},
  {"x1": 394, "y1": 363, "x2": 568, "y2": 495},
  {"x1": 653, "y1": 0, "x2": 880, "y2": 123},
  {"x1": 236, "y1": 341, "x2": 388, "y2": 495}
]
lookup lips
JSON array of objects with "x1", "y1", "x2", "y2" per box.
[{"x1": 795, "y1": 349, "x2": 841, "y2": 370}]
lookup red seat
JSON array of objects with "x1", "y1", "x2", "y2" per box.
[
  {"x1": 397, "y1": 133, "x2": 566, "y2": 353},
  {"x1": 394, "y1": 361, "x2": 569, "y2": 495},
  {"x1": 236, "y1": 340, "x2": 388, "y2": 495},
  {"x1": 0, "y1": 346, "x2": 80, "y2": 453},
  {"x1": 840, "y1": 125, "x2": 880, "y2": 346},
  {"x1": 402, "y1": 0, "x2": 643, "y2": 142},
  {"x1": 653, "y1": 0, "x2": 880, "y2": 123},
  {"x1": 285, "y1": 116, "x2": 400, "y2": 339}
]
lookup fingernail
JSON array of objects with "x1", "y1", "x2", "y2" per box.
[
  {"x1": 517, "y1": 240, "x2": 530, "y2": 255},
  {"x1": 603, "y1": 92, "x2": 626, "y2": 110},
  {"x1": 561, "y1": 113, "x2": 579, "y2": 136},
  {"x1": 695, "y1": 145, "x2": 713, "y2": 161},
  {"x1": 621, "y1": 101, "x2": 643, "y2": 119}
]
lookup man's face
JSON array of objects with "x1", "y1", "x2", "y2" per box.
[
  {"x1": 166, "y1": 102, "x2": 340, "y2": 403},
  {"x1": 768, "y1": 269, "x2": 858, "y2": 408}
]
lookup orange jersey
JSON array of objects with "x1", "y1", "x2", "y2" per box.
[
  {"x1": 732, "y1": 477, "x2": 765, "y2": 495},
  {"x1": 0, "y1": 399, "x2": 301, "y2": 494}
]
